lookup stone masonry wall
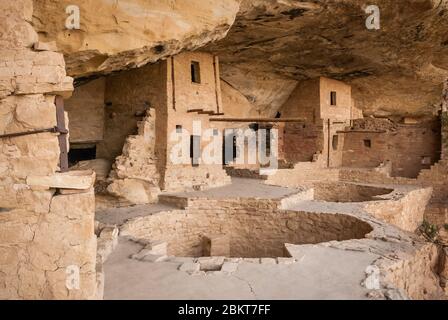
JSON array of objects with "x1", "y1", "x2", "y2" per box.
[
  {"x1": 64, "y1": 78, "x2": 105, "y2": 144},
  {"x1": 107, "y1": 109, "x2": 161, "y2": 204},
  {"x1": 0, "y1": 1, "x2": 97, "y2": 299},
  {"x1": 341, "y1": 118, "x2": 441, "y2": 178},
  {"x1": 121, "y1": 198, "x2": 372, "y2": 258}
]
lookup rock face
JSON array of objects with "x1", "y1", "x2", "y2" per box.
[
  {"x1": 206, "y1": 0, "x2": 448, "y2": 116},
  {"x1": 31, "y1": 0, "x2": 448, "y2": 117},
  {"x1": 32, "y1": 0, "x2": 241, "y2": 77}
]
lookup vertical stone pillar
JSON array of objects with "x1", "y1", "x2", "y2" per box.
[{"x1": 0, "y1": 1, "x2": 98, "y2": 299}]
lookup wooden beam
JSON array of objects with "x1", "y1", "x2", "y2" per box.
[
  {"x1": 209, "y1": 117, "x2": 305, "y2": 123},
  {"x1": 336, "y1": 130, "x2": 386, "y2": 134}
]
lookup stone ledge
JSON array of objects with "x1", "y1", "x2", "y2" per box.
[{"x1": 26, "y1": 170, "x2": 96, "y2": 190}]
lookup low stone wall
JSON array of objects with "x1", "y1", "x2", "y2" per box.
[
  {"x1": 266, "y1": 165, "x2": 433, "y2": 232},
  {"x1": 120, "y1": 198, "x2": 373, "y2": 258},
  {"x1": 265, "y1": 161, "x2": 339, "y2": 188},
  {"x1": 363, "y1": 187, "x2": 433, "y2": 233},
  {"x1": 163, "y1": 165, "x2": 232, "y2": 192},
  {"x1": 313, "y1": 182, "x2": 394, "y2": 202}
]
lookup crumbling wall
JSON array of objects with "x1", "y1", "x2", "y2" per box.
[
  {"x1": 97, "y1": 62, "x2": 167, "y2": 162},
  {"x1": 0, "y1": 1, "x2": 97, "y2": 299},
  {"x1": 341, "y1": 118, "x2": 441, "y2": 178},
  {"x1": 379, "y1": 242, "x2": 444, "y2": 300},
  {"x1": 107, "y1": 110, "x2": 160, "y2": 204}
]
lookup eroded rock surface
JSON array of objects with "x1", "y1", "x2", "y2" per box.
[
  {"x1": 32, "y1": 0, "x2": 241, "y2": 77},
  {"x1": 206, "y1": 0, "x2": 448, "y2": 116}
]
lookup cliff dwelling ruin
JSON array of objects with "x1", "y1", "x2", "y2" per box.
[{"x1": 1, "y1": 0, "x2": 448, "y2": 301}]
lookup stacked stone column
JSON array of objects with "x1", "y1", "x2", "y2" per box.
[{"x1": 0, "y1": 1, "x2": 98, "y2": 299}]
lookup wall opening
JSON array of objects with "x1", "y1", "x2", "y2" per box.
[
  {"x1": 223, "y1": 132, "x2": 237, "y2": 165},
  {"x1": 363, "y1": 139, "x2": 371, "y2": 148},
  {"x1": 190, "y1": 135, "x2": 201, "y2": 167},
  {"x1": 330, "y1": 91, "x2": 337, "y2": 106},
  {"x1": 332, "y1": 135, "x2": 339, "y2": 150},
  {"x1": 176, "y1": 125, "x2": 182, "y2": 133},
  {"x1": 191, "y1": 61, "x2": 201, "y2": 84},
  {"x1": 68, "y1": 144, "x2": 96, "y2": 166}
]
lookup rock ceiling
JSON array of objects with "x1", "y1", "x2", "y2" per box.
[{"x1": 33, "y1": 0, "x2": 448, "y2": 116}]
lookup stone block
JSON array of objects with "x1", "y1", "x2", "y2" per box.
[
  {"x1": 148, "y1": 241, "x2": 167, "y2": 256},
  {"x1": 27, "y1": 170, "x2": 96, "y2": 190},
  {"x1": 221, "y1": 262, "x2": 239, "y2": 274},
  {"x1": 107, "y1": 178, "x2": 160, "y2": 205},
  {"x1": 99, "y1": 226, "x2": 119, "y2": 253},
  {"x1": 131, "y1": 249, "x2": 153, "y2": 261},
  {"x1": 33, "y1": 41, "x2": 58, "y2": 52},
  {"x1": 261, "y1": 258, "x2": 276, "y2": 264},
  {"x1": 197, "y1": 256, "x2": 225, "y2": 271},
  {"x1": 277, "y1": 257, "x2": 296, "y2": 265},
  {"x1": 179, "y1": 262, "x2": 200, "y2": 274},
  {"x1": 224, "y1": 257, "x2": 242, "y2": 263},
  {"x1": 141, "y1": 254, "x2": 168, "y2": 263}
]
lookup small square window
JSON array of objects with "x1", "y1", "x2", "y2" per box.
[
  {"x1": 363, "y1": 139, "x2": 371, "y2": 148},
  {"x1": 330, "y1": 91, "x2": 337, "y2": 106},
  {"x1": 213, "y1": 129, "x2": 219, "y2": 136},
  {"x1": 176, "y1": 125, "x2": 182, "y2": 133},
  {"x1": 191, "y1": 61, "x2": 201, "y2": 84}
]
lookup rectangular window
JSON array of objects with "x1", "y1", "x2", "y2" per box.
[
  {"x1": 363, "y1": 139, "x2": 371, "y2": 148},
  {"x1": 176, "y1": 125, "x2": 182, "y2": 133},
  {"x1": 330, "y1": 91, "x2": 337, "y2": 106},
  {"x1": 191, "y1": 61, "x2": 201, "y2": 84}
]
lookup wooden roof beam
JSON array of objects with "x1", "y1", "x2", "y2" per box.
[{"x1": 209, "y1": 117, "x2": 305, "y2": 123}]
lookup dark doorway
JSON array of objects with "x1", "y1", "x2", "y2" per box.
[
  {"x1": 68, "y1": 144, "x2": 96, "y2": 166},
  {"x1": 190, "y1": 135, "x2": 201, "y2": 167},
  {"x1": 191, "y1": 61, "x2": 201, "y2": 84},
  {"x1": 330, "y1": 91, "x2": 337, "y2": 106}
]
